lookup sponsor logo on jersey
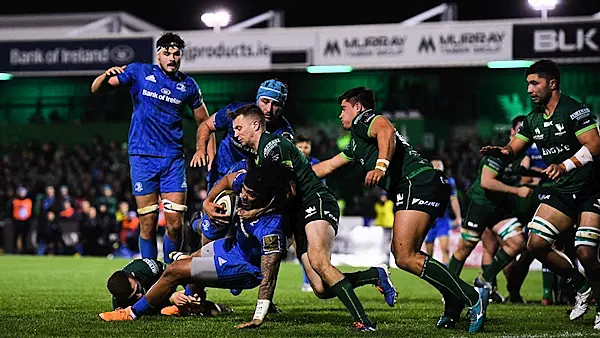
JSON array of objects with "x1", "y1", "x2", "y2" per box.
[
  {"x1": 570, "y1": 108, "x2": 591, "y2": 121},
  {"x1": 142, "y1": 89, "x2": 182, "y2": 105},
  {"x1": 142, "y1": 258, "x2": 160, "y2": 275},
  {"x1": 541, "y1": 144, "x2": 571, "y2": 155}
]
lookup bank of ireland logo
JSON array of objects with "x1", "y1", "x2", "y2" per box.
[{"x1": 110, "y1": 45, "x2": 135, "y2": 64}]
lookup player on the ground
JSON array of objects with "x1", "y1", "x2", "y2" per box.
[
  {"x1": 311, "y1": 87, "x2": 488, "y2": 333},
  {"x1": 91, "y1": 32, "x2": 213, "y2": 263},
  {"x1": 295, "y1": 135, "x2": 321, "y2": 292},
  {"x1": 424, "y1": 159, "x2": 461, "y2": 265},
  {"x1": 448, "y1": 116, "x2": 532, "y2": 298},
  {"x1": 190, "y1": 79, "x2": 293, "y2": 246},
  {"x1": 481, "y1": 59, "x2": 599, "y2": 326},
  {"x1": 99, "y1": 161, "x2": 293, "y2": 328},
  {"x1": 105, "y1": 257, "x2": 229, "y2": 316},
  {"x1": 228, "y1": 104, "x2": 396, "y2": 332}
]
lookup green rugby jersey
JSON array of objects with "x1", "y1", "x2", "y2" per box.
[
  {"x1": 469, "y1": 155, "x2": 524, "y2": 208},
  {"x1": 111, "y1": 258, "x2": 166, "y2": 309},
  {"x1": 516, "y1": 94, "x2": 599, "y2": 194},
  {"x1": 340, "y1": 109, "x2": 432, "y2": 191},
  {"x1": 255, "y1": 132, "x2": 333, "y2": 205}
]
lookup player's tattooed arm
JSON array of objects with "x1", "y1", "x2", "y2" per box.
[{"x1": 257, "y1": 251, "x2": 283, "y2": 301}]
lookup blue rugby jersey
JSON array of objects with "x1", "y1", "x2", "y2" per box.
[
  {"x1": 117, "y1": 63, "x2": 203, "y2": 157},
  {"x1": 525, "y1": 143, "x2": 548, "y2": 170}
]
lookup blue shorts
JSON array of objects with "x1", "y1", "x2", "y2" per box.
[
  {"x1": 210, "y1": 238, "x2": 261, "y2": 290},
  {"x1": 129, "y1": 155, "x2": 187, "y2": 196},
  {"x1": 192, "y1": 213, "x2": 230, "y2": 241},
  {"x1": 425, "y1": 217, "x2": 451, "y2": 243}
]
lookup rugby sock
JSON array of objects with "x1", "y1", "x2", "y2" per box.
[
  {"x1": 331, "y1": 278, "x2": 373, "y2": 325},
  {"x1": 448, "y1": 256, "x2": 465, "y2": 278},
  {"x1": 184, "y1": 285, "x2": 194, "y2": 296},
  {"x1": 345, "y1": 267, "x2": 379, "y2": 288},
  {"x1": 163, "y1": 234, "x2": 179, "y2": 264},
  {"x1": 481, "y1": 264, "x2": 497, "y2": 287},
  {"x1": 421, "y1": 254, "x2": 479, "y2": 307},
  {"x1": 542, "y1": 266, "x2": 555, "y2": 300},
  {"x1": 131, "y1": 296, "x2": 154, "y2": 318},
  {"x1": 139, "y1": 237, "x2": 158, "y2": 259},
  {"x1": 559, "y1": 269, "x2": 589, "y2": 293},
  {"x1": 482, "y1": 248, "x2": 512, "y2": 283}
]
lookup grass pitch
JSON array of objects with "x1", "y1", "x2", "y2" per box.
[{"x1": 0, "y1": 255, "x2": 598, "y2": 337}]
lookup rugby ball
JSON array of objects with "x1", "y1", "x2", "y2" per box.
[{"x1": 214, "y1": 189, "x2": 238, "y2": 224}]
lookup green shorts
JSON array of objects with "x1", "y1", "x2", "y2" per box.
[
  {"x1": 390, "y1": 168, "x2": 450, "y2": 219},
  {"x1": 516, "y1": 184, "x2": 553, "y2": 225},
  {"x1": 461, "y1": 200, "x2": 517, "y2": 242},
  {"x1": 544, "y1": 186, "x2": 600, "y2": 221},
  {"x1": 292, "y1": 192, "x2": 340, "y2": 259}
]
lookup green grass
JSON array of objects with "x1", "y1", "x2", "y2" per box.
[{"x1": 0, "y1": 255, "x2": 598, "y2": 337}]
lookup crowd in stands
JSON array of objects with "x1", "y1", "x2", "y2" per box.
[{"x1": 0, "y1": 132, "x2": 486, "y2": 257}]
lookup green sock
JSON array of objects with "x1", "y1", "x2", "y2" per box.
[
  {"x1": 542, "y1": 267, "x2": 555, "y2": 300},
  {"x1": 331, "y1": 278, "x2": 372, "y2": 325},
  {"x1": 421, "y1": 255, "x2": 479, "y2": 307},
  {"x1": 482, "y1": 248, "x2": 513, "y2": 283},
  {"x1": 572, "y1": 272, "x2": 590, "y2": 294},
  {"x1": 345, "y1": 268, "x2": 379, "y2": 288},
  {"x1": 448, "y1": 256, "x2": 465, "y2": 277},
  {"x1": 481, "y1": 264, "x2": 497, "y2": 287}
]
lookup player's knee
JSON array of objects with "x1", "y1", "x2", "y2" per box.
[
  {"x1": 526, "y1": 234, "x2": 552, "y2": 258},
  {"x1": 527, "y1": 216, "x2": 559, "y2": 247},
  {"x1": 575, "y1": 227, "x2": 600, "y2": 267},
  {"x1": 460, "y1": 228, "x2": 481, "y2": 246},
  {"x1": 576, "y1": 246, "x2": 598, "y2": 267},
  {"x1": 163, "y1": 199, "x2": 188, "y2": 214},
  {"x1": 498, "y1": 218, "x2": 524, "y2": 244},
  {"x1": 308, "y1": 256, "x2": 330, "y2": 275}
]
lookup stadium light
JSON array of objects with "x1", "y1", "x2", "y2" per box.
[
  {"x1": 306, "y1": 65, "x2": 353, "y2": 74},
  {"x1": 201, "y1": 10, "x2": 230, "y2": 32},
  {"x1": 487, "y1": 60, "x2": 535, "y2": 69},
  {"x1": 0, "y1": 73, "x2": 13, "y2": 80},
  {"x1": 528, "y1": 0, "x2": 558, "y2": 20}
]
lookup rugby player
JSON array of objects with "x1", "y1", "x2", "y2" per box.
[
  {"x1": 99, "y1": 161, "x2": 292, "y2": 328},
  {"x1": 481, "y1": 59, "x2": 599, "y2": 326},
  {"x1": 91, "y1": 32, "x2": 212, "y2": 263},
  {"x1": 228, "y1": 104, "x2": 397, "y2": 332},
  {"x1": 312, "y1": 87, "x2": 488, "y2": 333}
]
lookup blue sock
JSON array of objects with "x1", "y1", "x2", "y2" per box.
[
  {"x1": 163, "y1": 234, "x2": 179, "y2": 264},
  {"x1": 302, "y1": 265, "x2": 310, "y2": 284},
  {"x1": 37, "y1": 242, "x2": 45, "y2": 255},
  {"x1": 184, "y1": 285, "x2": 194, "y2": 296},
  {"x1": 139, "y1": 237, "x2": 157, "y2": 259},
  {"x1": 131, "y1": 296, "x2": 154, "y2": 317}
]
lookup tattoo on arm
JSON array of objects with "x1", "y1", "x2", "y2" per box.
[{"x1": 258, "y1": 252, "x2": 283, "y2": 300}]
